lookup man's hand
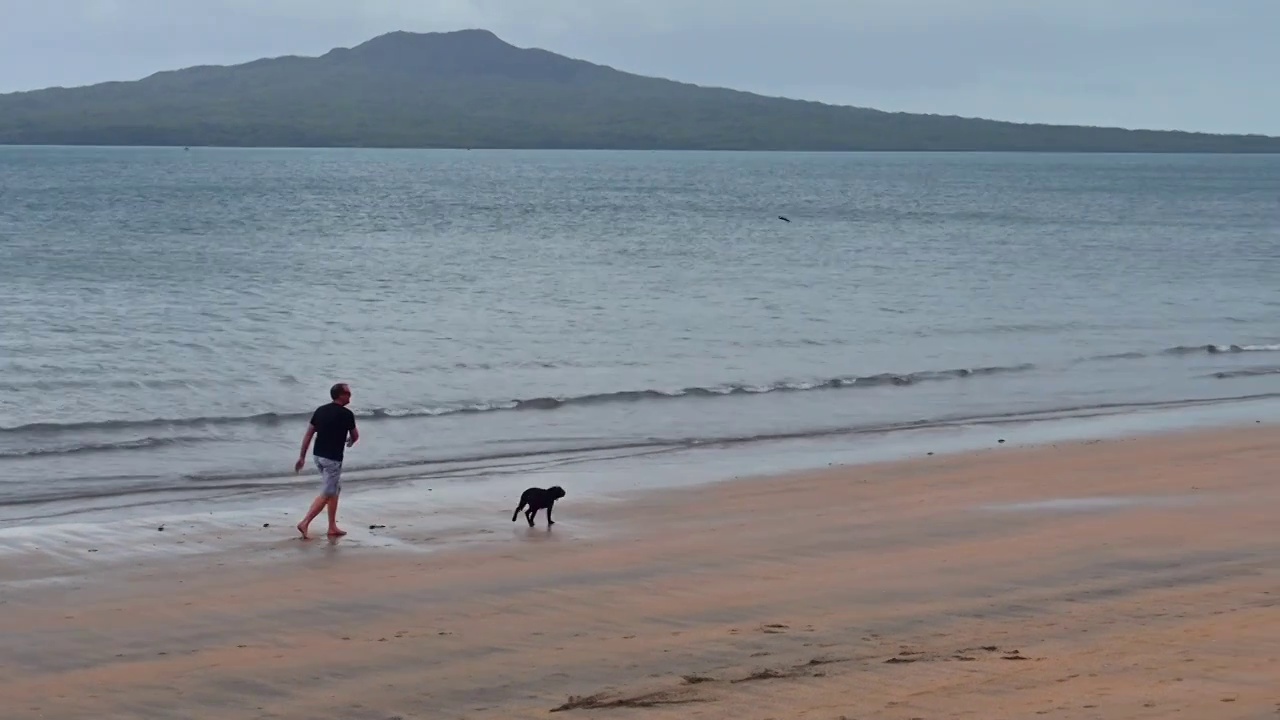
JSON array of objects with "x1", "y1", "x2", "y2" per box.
[{"x1": 297, "y1": 425, "x2": 316, "y2": 473}]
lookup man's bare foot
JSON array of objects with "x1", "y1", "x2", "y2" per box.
[
  {"x1": 327, "y1": 528, "x2": 347, "y2": 537},
  {"x1": 297, "y1": 523, "x2": 310, "y2": 540}
]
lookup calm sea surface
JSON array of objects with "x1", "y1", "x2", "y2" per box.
[{"x1": 1, "y1": 147, "x2": 1278, "y2": 527}]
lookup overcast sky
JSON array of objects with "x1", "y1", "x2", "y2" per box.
[{"x1": 1, "y1": 0, "x2": 1276, "y2": 135}]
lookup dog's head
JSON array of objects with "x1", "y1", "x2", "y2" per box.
[{"x1": 548, "y1": 485, "x2": 566, "y2": 499}]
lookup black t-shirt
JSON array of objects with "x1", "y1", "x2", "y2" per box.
[{"x1": 310, "y1": 402, "x2": 356, "y2": 462}]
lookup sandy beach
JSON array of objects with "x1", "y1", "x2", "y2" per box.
[{"x1": 3, "y1": 424, "x2": 1279, "y2": 719}]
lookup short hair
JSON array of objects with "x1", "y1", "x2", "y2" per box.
[{"x1": 329, "y1": 383, "x2": 350, "y2": 400}]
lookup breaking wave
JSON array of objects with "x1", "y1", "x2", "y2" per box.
[
  {"x1": 4, "y1": 334, "x2": 1277, "y2": 460},
  {"x1": 0, "y1": 362, "x2": 1037, "y2": 442}
]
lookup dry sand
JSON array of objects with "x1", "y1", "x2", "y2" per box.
[{"x1": 3, "y1": 425, "x2": 1279, "y2": 719}]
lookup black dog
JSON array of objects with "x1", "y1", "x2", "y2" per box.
[{"x1": 512, "y1": 485, "x2": 566, "y2": 528}]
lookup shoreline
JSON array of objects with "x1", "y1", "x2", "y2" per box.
[
  {"x1": 3, "y1": 421, "x2": 1279, "y2": 718},
  {"x1": 6, "y1": 327, "x2": 1279, "y2": 529},
  {"x1": 2, "y1": 393, "x2": 1278, "y2": 584}
]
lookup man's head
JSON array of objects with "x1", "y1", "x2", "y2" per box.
[{"x1": 330, "y1": 383, "x2": 352, "y2": 406}]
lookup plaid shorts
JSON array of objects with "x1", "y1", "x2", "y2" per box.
[{"x1": 314, "y1": 456, "x2": 342, "y2": 497}]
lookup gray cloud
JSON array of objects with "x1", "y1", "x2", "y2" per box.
[{"x1": 1, "y1": 0, "x2": 1275, "y2": 134}]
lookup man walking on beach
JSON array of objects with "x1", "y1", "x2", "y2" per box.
[{"x1": 294, "y1": 382, "x2": 359, "y2": 539}]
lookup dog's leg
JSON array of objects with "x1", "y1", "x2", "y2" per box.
[
  {"x1": 512, "y1": 499, "x2": 526, "y2": 522},
  {"x1": 546, "y1": 502, "x2": 555, "y2": 526},
  {"x1": 526, "y1": 507, "x2": 536, "y2": 527}
]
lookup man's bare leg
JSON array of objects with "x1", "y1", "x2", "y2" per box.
[
  {"x1": 297, "y1": 495, "x2": 327, "y2": 539},
  {"x1": 326, "y1": 496, "x2": 346, "y2": 537}
]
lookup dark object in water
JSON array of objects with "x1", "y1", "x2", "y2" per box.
[{"x1": 777, "y1": 215, "x2": 790, "y2": 222}]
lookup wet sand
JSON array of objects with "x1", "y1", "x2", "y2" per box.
[{"x1": 2, "y1": 425, "x2": 1279, "y2": 719}]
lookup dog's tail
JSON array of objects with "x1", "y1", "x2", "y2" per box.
[{"x1": 511, "y1": 501, "x2": 525, "y2": 522}]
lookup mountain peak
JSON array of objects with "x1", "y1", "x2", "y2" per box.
[
  {"x1": 333, "y1": 28, "x2": 596, "y2": 83},
  {"x1": 352, "y1": 28, "x2": 512, "y2": 53}
]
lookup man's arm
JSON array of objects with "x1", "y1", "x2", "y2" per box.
[
  {"x1": 295, "y1": 424, "x2": 316, "y2": 472},
  {"x1": 347, "y1": 418, "x2": 359, "y2": 448}
]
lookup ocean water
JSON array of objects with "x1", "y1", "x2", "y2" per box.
[{"x1": 1, "y1": 147, "x2": 1279, "y2": 530}]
